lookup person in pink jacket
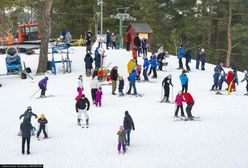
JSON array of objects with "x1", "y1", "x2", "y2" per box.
[
  {"x1": 95, "y1": 87, "x2": 103, "y2": 107},
  {"x1": 174, "y1": 91, "x2": 185, "y2": 118}
]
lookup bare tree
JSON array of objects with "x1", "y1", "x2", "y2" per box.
[
  {"x1": 36, "y1": 0, "x2": 53, "y2": 74},
  {"x1": 226, "y1": 0, "x2": 232, "y2": 68}
]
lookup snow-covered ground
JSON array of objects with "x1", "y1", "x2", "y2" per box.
[{"x1": 0, "y1": 44, "x2": 247, "y2": 168}]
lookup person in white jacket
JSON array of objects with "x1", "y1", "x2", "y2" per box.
[{"x1": 90, "y1": 76, "x2": 99, "y2": 104}]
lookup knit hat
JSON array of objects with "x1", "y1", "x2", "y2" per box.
[
  {"x1": 99, "y1": 87, "x2": 102, "y2": 90},
  {"x1": 119, "y1": 126, "x2": 124, "y2": 131}
]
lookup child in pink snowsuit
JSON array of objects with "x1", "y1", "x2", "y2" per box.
[
  {"x1": 95, "y1": 87, "x2": 103, "y2": 106},
  {"x1": 75, "y1": 75, "x2": 84, "y2": 101},
  {"x1": 174, "y1": 91, "x2": 185, "y2": 118}
]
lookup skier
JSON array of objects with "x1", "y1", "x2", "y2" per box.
[
  {"x1": 90, "y1": 76, "x2": 99, "y2": 104},
  {"x1": 123, "y1": 111, "x2": 135, "y2": 146},
  {"x1": 20, "y1": 118, "x2": 33, "y2": 154},
  {"x1": 110, "y1": 66, "x2": 119, "y2": 95},
  {"x1": 177, "y1": 45, "x2": 184, "y2": 69},
  {"x1": 19, "y1": 106, "x2": 38, "y2": 122},
  {"x1": 211, "y1": 62, "x2": 224, "y2": 91},
  {"x1": 195, "y1": 47, "x2": 200, "y2": 69},
  {"x1": 133, "y1": 34, "x2": 141, "y2": 56},
  {"x1": 184, "y1": 49, "x2": 192, "y2": 72},
  {"x1": 136, "y1": 64, "x2": 142, "y2": 81},
  {"x1": 36, "y1": 114, "x2": 48, "y2": 140},
  {"x1": 84, "y1": 51, "x2": 93, "y2": 76},
  {"x1": 142, "y1": 57, "x2": 150, "y2": 81},
  {"x1": 106, "y1": 30, "x2": 111, "y2": 49},
  {"x1": 127, "y1": 69, "x2": 137, "y2": 95},
  {"x1": 150, "y1": 53, "x2": 158, "y2": 78},
  {"x1": 157, "y1": 46, "x2": 166, "y2": 71},
  {"x1": 117, "y1": 126, "x2": 126, "y2": 154},
  {"x1": 118, "y1": 75, "x2": 124, "y2": 96},
  {"x1": 179, "y1": 70, "x2": 189, "y2": 93},
  {"x1": 241, "y1": 70, "x2": 248, "y2": 95},
  {"x1": 200, "y1": 48, "x2": 206, "y2": 70},
  {"x1": 75, "y1": 94, "x2": 90, "y2": 126},
  {"x1": 75, "y1": 75, "x2": 84, "y2": 101},
  {"x1": 174, "y1": 91, "x2": 185, "y2": 118},
  {"x1": 141, "y1": 38, "x2": 148, "y2": 57},
  {"x1": 95, "y1": 87, "x2": 103, "y2": 107},
  {"x1": 161, "y1": 74, "x2": 173, "y2": 103},
  {"x1": 182, "y1": 92, "x2": 195, "y2": 120},
  {"x1": 38, "y1": 76, "x2": 49, "y2": 97}
]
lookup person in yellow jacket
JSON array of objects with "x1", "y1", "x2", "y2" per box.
[{"x1": 127, "y1": 59, "x2": 136, "y2": 75}]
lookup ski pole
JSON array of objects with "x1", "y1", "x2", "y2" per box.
[
  {"x1": 171, "y1": 85, "x2": 174, "y2": 103},
  {"x1": 160, "y1": 86, "x2": 164, "y2": 101},
  {"x1": 30, "y1": 88, "x2": 40, "y2": 99}
]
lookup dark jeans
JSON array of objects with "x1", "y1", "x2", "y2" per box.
[
  {"x1": 22, "y1": 137, "x2": 30, "y2": 153},
  {"x1": 201, "y1": 61, "x2": 205, "y2": 70},
  {"x1": 196, "y1": 59, "x2": 200, "y2": 69},
  {"x1": 186, "y1": 102, "x2": 194, "y2": 118},
  {"x1": 175, "y1": 105, "x2": 185, "y2": 117},
  {"x1": 126, "y1": 42, "x2": 130, "y2": 51},
  {"x1": 91, "y1": 88, "x2": 98, "y2": 104},
  {"x1": 179, "y1": 58, "x2": 183, "y2": 69},
  {"x1": 143, "y1": 69, "x2": 149, "y2": 81},
  {"x1": 117, "y1": 142, "x2": 126, "y2": 152},
  {"x1": 182, "y1": 83, "x2": 188, "y2": 93},
  {"x1": 37, "y1": 125, "x2": 48, "y2": 138},
  {"x1": 127, "y1": 81, "x2": 137, "y2": 94},
  {"x1": 142, "y1": 48, "x2": 147, "y2": 57},
  {"x1": 152, "y1": 67, "x2": 157, "y2": 78},
  {"x1": 39, "y1": 84, "x2": 46, "y2": 96},
  {"x1": 125, "y1": 129, "x2": 132, "y2": 145},
  {"x1": 158, "y1": 60, "x2": 163, "y2": 71},
  {"x1": 186, "y1": 59, "x2": 191, "y2": 71}
]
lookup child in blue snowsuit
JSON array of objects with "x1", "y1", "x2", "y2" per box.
[
  {"x1": 179, "y1": 70, "x2": 188, "y2": 93},
  {"x1": 143, "y1": 57, "x2": 150, "y2": 81}
]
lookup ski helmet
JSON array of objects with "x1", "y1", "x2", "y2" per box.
[{"x1": 27, "y1": 106, "x2": 32, "y2": 111}]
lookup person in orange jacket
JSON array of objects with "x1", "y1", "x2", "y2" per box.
[{"x1": 182, "y1": 92, "x2": 195, "y2": 120}]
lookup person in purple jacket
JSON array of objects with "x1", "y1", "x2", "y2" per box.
[{"x1": 38, "y1": 76, "x2": 49, "y2": 97}]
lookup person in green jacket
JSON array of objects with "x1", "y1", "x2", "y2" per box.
[{"x1": 117, "y1": 126, "x2": 126, "y2": 154}]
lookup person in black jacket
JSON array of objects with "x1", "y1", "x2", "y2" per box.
[
  {"x1": 19, "y1": 106, "x2": 38, "y2": 122},
  {"x1": 161, "y1": 74, "x2": 173, "y2": 102},
  {"x1": 123, "y1": 111, "x2": 135, "y2": 146},
  {"x1": 20, "y1": 118, "x2": 33, "y2": 154},
  {"x1": 36, "y1": 114, "x2": 48, "y2": 139},
  {"x1": 110, "y1": 66, "x2": 119, "y2": 95},
  {"x1": 86, "y1": 31, "x2": 92, "y2": 53},
  {"x1": 75, "y1": 94, "x2": 90, "y2": 126},
  {"x1": 84, "y1": 51, "x2": 93, "y2": 76},
  {"x1": 133, "y1": 34, "x2": 141, "y2": 57}
]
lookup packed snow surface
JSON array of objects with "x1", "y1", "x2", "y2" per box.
[{"x1": 0, "y1": 44, "x2": 247, "y2": 168}]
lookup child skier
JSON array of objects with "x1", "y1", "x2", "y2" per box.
[
  {"x1": 143, "y1": 57, "x2": 150, "y2": 81},
  {"x1": 174, "y1": 91, "x2": 185, "y2": 118},
  {"x1": 95, "y1": 87, "x2": 103, "y2": 107},
  {"x1": 36, "y1": 114, "x2": 48, "y2": 140},
  {"x1": 75, "y1": 75, "x2": 84, "y2": 101},
  {"x1": 75, "y1": 94, "x2": 90, "y2": 127},
  {"x1": 241, "y1": 70, "x2": 248, "y2": 95},
  {"x1": 161, "y1": 74, "x2": 173, "y2": 103},
  {"x1": 38, "y1": 76, "x2": 49, "y2": 97},
  {"x1": 179, "y1": 70, "x2": 189, "y2": 93},
  {"x1": 117, "y1": 126, "x2": 126, "y2": 154},
  {"x1": 118, "y1": 75, "x2": 124, "y2": 96},
  {"x1": 136, "y1": 64, "x2": 142, "y2": 81}
]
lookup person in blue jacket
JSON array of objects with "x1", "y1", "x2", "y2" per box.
[
  {"x1": 127, "y1": 69, "x2": 137, "y2": 95},
  {"x1": 216, "y1": 70, "x2": 228, "y2": 93},
  {"x1": 179, "y1": 70, "x2": 188, "y2": 93},
  {"x1": 195, "y1": 47, "x2": 200, "y2": 69},
  {"x1": 151, "y1": 53, "x2": 158, "y2": 78},
  {"x1": 184, "y1": 49, "x2": 192, "y2": 72},
  {"x1": 143, "y1": 57, "x2": 150, "y2": 81},
  {"x1": 177, "y1": 45, "x2": 184, "y2": 69},
  {"x1": 211, "y1": 62, "x2": 224, "y2": 91}
]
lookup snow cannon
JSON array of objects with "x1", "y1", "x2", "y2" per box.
[{"x1": 5, "y1": 47, "x2": 22, "y2": 74}]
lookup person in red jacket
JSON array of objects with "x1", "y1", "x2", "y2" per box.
[
  {"x1": 182, "y1": 92, "x2": 195, "y2": 119},
  {"x1": 226, "y1": 70, "x2": 236, "y2": 91}
]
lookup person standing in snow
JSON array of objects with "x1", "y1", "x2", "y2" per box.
[
  {"x1": 184, "y1": 49, "x2": 192, "y2": 72},
  {"x1": 179, "y1": 70, "x2": 189, "y2": 93},
  {"x1": 133, "y1": 34, "x2": 141, "y2": 57},
  {"x1": 200, "y1": 48, "x2": 206, "y2": 70},
  {"x1": 241, "y1": 70, "x2": 248, "y2": 95},
  {"x1": 38, "y1": 76, "x2": 49, "y2": 97},
  {"x1": 141, "y1": 38, "x2": 148, "y2": 57},
  {"x1": 125, "y1": 33, "x2": 132, "y2": 51},
  {"x1": 123, "y1": 111, "x2": 135, "y2": 146},
  {"x1": 177, "y1": 45, "x2": 184, "y2": 69},
  {"x1": 90, "y1": 76, "x2": 99, "y2": 104},
  {"x1": 95, "y1": 87, "x2": 103, "y2": 107},
  {"x1": 216, "y1": 71, "x2": 228, "y2": 93},
  {"x1": 211, "y1": 62, "x2": 224, "y2": 91},
  {"x1": 20, "y1": 118, "x2": 33, "y2": 154},
  {"x1": 150, "y1": 53, "x2": 158, "y2": 78},
  {"x1": 84, "y1": 51, "x2": 93, "y2": 76},
  {"x1": 64, "y1": 31, "x2": 72, "y2": 48},
  {"x1": 110, "y1": 66, "x2": 119, "y2": 95},
  {"x1": 86, "y1": 31, "x2": 92, "y2": 54},
  {"x1": 174, "y1": 91, "x2": 185, "y2": 118},
  {"x1": 182, "y1": 92, "x2": 195, "y2": 120},
  {"x1": 75, "y1": 75, "x2": 84, "y2": 101},
  {"x1": 127, "y1": 69, "x2": 137, "y2": 95},
  {"x1": 106, "y1": 30, "x2": 111, "y2": 49},
  {"x1": 161, "y1": 74, "x2": 173, "y2": 102},
  {"x1": 75, "y1": 94, "x2": 90, "y2": 126},
  {"x1": 94, "y1": 47, "x2": 101, "y2": 70},
  {"x1": 117, "y1": 126, "x2": 126, "y2": 154},
  {"x1": 157, "y1": 46, "x2": 166, "y2": 71},
  {"x1": 36, "y1": 114, "x2": 48, "y2": 139},
  {"x1": 118, "y1": 75, "x2": 124, "y2": 96},
  {"x1": 143, "y1": 57, "x2": 150, "y2": 81},
  {"x1": 111, "y1": 33, "x2": 116, "y2": 49},
  {"x1": 226, "y1": 69, "x2": 236, "y2": 92},
  {"x1": 195, "y1": 47, "x2": 201, "y2": 70}
]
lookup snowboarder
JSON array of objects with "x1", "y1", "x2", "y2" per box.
[
  {"x1": 179, "y1": 70, "x2": 189, "y2": 93},
  {"x1": 241, "y1": 70, "x2": 248, "y2": 95},
  {"x1": 211, "y1": 62, "x2": 224, "y2": 91},
  {"x1": 118, "y1": 75, "x2": 124, "y2": 96},
  {"x1": 177, "y1": 45, "x2": 184, "y2": 69},
  {"x1": 36, "y1": 114, "x2": 48, "y2": 139},
  {"x1": 200, "y1": 48, "x2": 206, "y2": 70},
  {"x1": 75, "y1": 94, "x2": 90, "y2": 126},
  {"x1": 20, "y1": 118, "x2": 33, "y2": 154},
  {"x1": 75, "y1": 75, "x2": 84, "y2": 101},
  {"x1": 182, "y1": 92, "x2": 195, "y2": 120},
  {"x1": 90, "y1": 76, "x2": 99, "y2": 104},
  {"x1": 143, "y1": 57, "x2": 150, "y2": 81},
  {"x1": 84, "y1": 51, "x2": 93, "y2": 76},
  {"x1": 117, "y1": 126, "x2": 126, "y2": 154},
  {"x1": 174, "y1": 91, "x2": 185, "y2": 118},
  {"x1": 19, "y1": 106, "x2": 38, "y2": 122},
  {"x1": 184, "y1": 49, "x2": 192, "y2": 72},
  {"x1": 161, "y1": 74, "x2": 173, "y2": 102},
  {"x1": 38, "y1": 76, "x2": 49, "y2": 97},
  {"x1": 127, "y1": 69, "x2": 137, "y2": 95},
  {"x1": 95, "y1": 87, "x2": 103, "y2": 107},
  {"x1": 123, "y1": 111, "x2": 135, "y2": 146},
  {"x1": 110, "y1": 66, "x2": 119, "y2": 95},
  {"x1": 195, "y1": 47, "x2": 200, "y2": 69}
]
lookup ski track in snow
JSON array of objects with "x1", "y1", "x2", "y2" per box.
[{"x1": 0, "y1": 44, "x2": 248, "y2": 168}]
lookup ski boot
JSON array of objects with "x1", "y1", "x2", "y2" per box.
[
  {"x1": 86, "y1": 119, "x2": 89, "y2": 128},
  {"x1": 77, "y1": 119, "x2": 81, "y2": 125}
]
